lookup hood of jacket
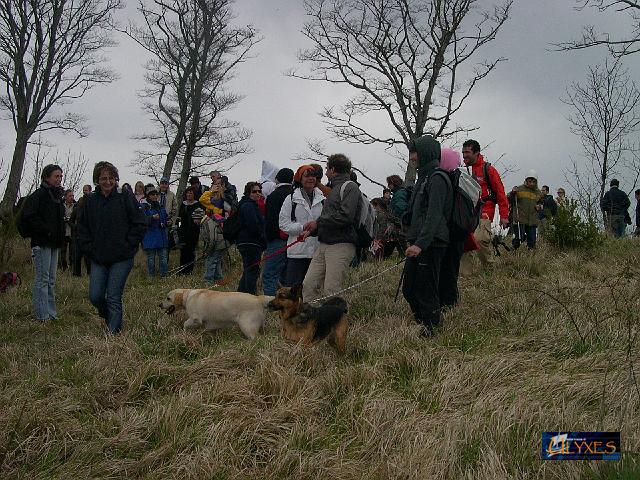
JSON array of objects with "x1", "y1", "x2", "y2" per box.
[
  {"x1": 414, "y1": 135, "x2": 441, "y2": 173},
  {"x1": 260, "y1": 161, "x2": 280, "y2": 183}
]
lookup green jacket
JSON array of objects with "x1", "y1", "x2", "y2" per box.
[
  {"x1": 389, "y1": 186, "x2": 410, "y2": 219},
  {"x1": 513, "y1": 183, "x2": 541, "y2": 226}
]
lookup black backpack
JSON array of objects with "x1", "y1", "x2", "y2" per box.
[
  {"x1": 221, "y1": 199, "x2": 246, "y2": 243},
  {"x1": 479, "y1": 162, "x2": 497, "y2": 203},
  {"x1": 15, "y1": 196, "x2": 31, "y2": 238},
  {"x1": 289, "y1": 192, "x2": 324, "y2": 222},
  {"x1": 431, "y1": 168, "x2": 482, "y2": 242}
]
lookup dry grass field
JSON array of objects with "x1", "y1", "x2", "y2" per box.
[{"x1": 0, "y1": 238, "x2": 639, "y2": 479}]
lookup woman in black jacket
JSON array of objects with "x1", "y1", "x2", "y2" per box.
[
  {"x1": 76, "y1": 162, "x2": 147, "y2": 334},
  {"x1": 236, "y1": 181, "x2": 266, "y2": 294},
  {"x1": 20, "y1": 164, "x2": 65, "y2": 321}
]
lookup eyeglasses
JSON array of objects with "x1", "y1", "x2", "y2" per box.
[{"x1": 251, "y1": 189, "x2": 262, "y2": 194}]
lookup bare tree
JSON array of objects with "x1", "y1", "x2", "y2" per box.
[
  {"x1": 555, "y1": 1, "x2": 640, "y2": 57},
  {"x1": 126, "y1": 0, "x2": 258, "y2": 195},
  {"x1": 562, "y1": 58, "x2": 640, "y2": 220},
  {"x1": 289, "y1": 0, "x2": 512, "y2": 183},
  {"x1": 56, "y1": 150, "x2": 88, "y2": 194},
  {"x1": 0, "y1": 0, "x2": 122, "y2": 215}
]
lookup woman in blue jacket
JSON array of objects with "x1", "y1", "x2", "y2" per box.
[
  {"x1": 236, "y1": 182, "x2": 266, "y2": 294},
  {"x1": 142, "y1": 189, "x2": 170, "y2": 277}
]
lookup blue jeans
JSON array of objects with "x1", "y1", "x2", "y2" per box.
[
  {"x1": 204, "y1": 249, "x2": 224, "y2": 282},
  {"x1": 261, "y1": 239, "x2": 287, "y2": 296},
  {"x1": 31, "y1": 246, "x2": 59, "y2": 321},
  {"x1": 237, "y1": 244, "x2": 263, "y2": 295},
  {"x1": 145, "y1": 248, "x2": 168, "y2": 277},
  {"x1": 89, "y1": 259, "x2": 134, "y2": 334}
]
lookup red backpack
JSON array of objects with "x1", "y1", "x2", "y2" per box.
[{"x1": 0, "y1": 272, "x2": 21, "y2": 293}]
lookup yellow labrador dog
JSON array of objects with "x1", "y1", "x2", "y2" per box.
[{"x1": 160, "y1": 289, "x2": 274, "y2": 339}]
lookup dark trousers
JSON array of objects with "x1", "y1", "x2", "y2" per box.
[
  {"x1": 402, "y1": 246, "x2": 447, "y2": 331},
  {"x1": 237, "y1": 244, "x2": 263, "y2": 295},
  {"x1": 179, "y1": 242, "x2": 197, "y2": 275},
  {"x1": 72, "y1": 237, "x2": 91, "y2": 276},
  {"x1": 59, "y1": 235, "x2": 73, "y2": 270},
  {"x1": 512, "y1": 224, "x2": 537, "y2": 249},
  {"x1": 285, "y1": 257, "x2": 312, "y2": 287},
  {"x1": 440, "y1": 241, "x2": 464, "y2": 310}
]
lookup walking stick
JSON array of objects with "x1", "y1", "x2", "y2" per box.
[
  {"x1": 394, "y1": 261, "x2": 405, "y2": 302},
  {"x1": 514, "y1": 193, "x2": 522, "y2": 246}
]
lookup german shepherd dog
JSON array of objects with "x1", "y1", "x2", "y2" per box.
[{"x1": 267, "y1": 285, "x2": 348, "y2": 354}]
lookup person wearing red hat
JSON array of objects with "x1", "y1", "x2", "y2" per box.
[{"x1": 279, "y1": 165, "x2": 326, "y2": 286}]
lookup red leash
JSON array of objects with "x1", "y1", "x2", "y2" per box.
[{"x1": 246, "y1": 235, "x2": 306, "y2": 270}]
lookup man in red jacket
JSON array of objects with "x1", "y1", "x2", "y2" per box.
[{"x1": 460, "y1": 140, "x2": 509, "y2": 274}]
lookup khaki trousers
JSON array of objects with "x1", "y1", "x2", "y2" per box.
[
  {"x1": 302, "y1": 242, "x2": 356, "y2": 302},
  {"x1": 459, "y1": 218, "x2": 494, "y2": 276}
]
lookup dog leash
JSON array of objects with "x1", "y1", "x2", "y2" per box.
[
  {"x1": 246, "y1": 235, "x2": 306, "y2": 269},
  {"x1": 309, "y1": 258, "x2": 406, "y2": 304},
  {"x1": 166, "y1": 255, "x2": 205, "y2": 277}
]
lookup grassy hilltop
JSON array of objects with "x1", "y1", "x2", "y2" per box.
[{"x1": 0, "y1": 239, "x2": 639, "y2": 479}]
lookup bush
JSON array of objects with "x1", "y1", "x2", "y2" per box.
[{"x1": 546, "y1": 199, "x2": 604, "y2": 250}]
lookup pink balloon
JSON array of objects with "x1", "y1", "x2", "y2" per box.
[{"x1": 440, "y1": 147, "x2": 462, "y2": 172}]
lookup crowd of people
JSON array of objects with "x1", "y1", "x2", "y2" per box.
[{"x1": 16, "y1": 139, "x2": 640, "y2": 335}]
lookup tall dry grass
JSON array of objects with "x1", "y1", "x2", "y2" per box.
[{"x1": 0, "y1": 237, "x2": 639, "y2": 479}]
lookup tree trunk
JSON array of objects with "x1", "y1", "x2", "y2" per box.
[
  {"x1": 162, "y1": 128, "x2": 185, "y2": 181},
  {"x1": 0, "y1": 130, "x2": 30, "y2": 216},
  {"x1": 404, "y1": 163, "x2": 417, "y2": 186},
  {"x1": 403, "y1": 135, "x2": 418, "y2": 185},
  {"x1": 177, "y1": 147, "x2": 193, "y2": 201}
]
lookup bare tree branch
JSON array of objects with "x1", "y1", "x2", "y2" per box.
[
  {"x1": 125, "y1": 0, "x2": 260, "y2": 196},
  {"x1": 554, "y1": 0, "x2": 640, "y2": 57},
  {"x1": 290, "y1": 0, "x2": 512, "y2": 183},
  {"x1": 0, "y1": 0, "x2": 122, "y2": 215},
  {"x1": 562, "y1": 58, "x2": 640, "y2": 220}
]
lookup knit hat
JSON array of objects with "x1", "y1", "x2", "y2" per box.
[
  {"x1": 525, "y1": 169, "x2": 538, "y2": 181},
  {"x1": 146, "y1": 188, "x2": 159, "y2": 196},
  {"x1": 294, "y1": 165, "x2": 315, "y2": 183},
  {"x1": 160, "y1": 176, "x2": 169, "y2": 184},
  {"x1": 610, "y1": 178, "x2": 619, "y2": 187},
  {"x1": 189, "y1": 176, "x2": 200, "y2": 184},
  {"x1": 275, "y1": 168, "x2": 294, "y2": 184},
  {"x1": 440, "y1": 147, "x2": 462, "y2": 172}
]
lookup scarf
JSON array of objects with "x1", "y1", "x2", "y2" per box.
[{"x1": 301, "y1": 188, "x2": 314, "y2": 207}]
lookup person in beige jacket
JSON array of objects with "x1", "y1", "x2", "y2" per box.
[{"x1": 158, "y1": 177, "x2": 179, "y2": 226}]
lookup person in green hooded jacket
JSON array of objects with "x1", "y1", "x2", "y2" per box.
[{"x1": 402, "y1": 134, "x2": 460, "y2": 336}]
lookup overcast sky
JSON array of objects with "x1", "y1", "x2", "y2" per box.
[{"x1": 0, "y1": 0, "x2": 637, "y2": 199}]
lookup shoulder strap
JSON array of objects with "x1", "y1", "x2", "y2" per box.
[
  {"x1": 483, "y1": 162, "x2": 495, "y2": 199},
  {"x1": 430, "y1": 169, "x2": 452, "y2": 190},
  {"x1": 339, "y1": 180, "x2": 353, "y2": 200},
  {"x1": 290, "y1": 192, "x2": 296, "y2": 222}
]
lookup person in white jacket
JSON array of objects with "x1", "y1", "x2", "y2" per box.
[
  {"x1": 260, "y1": 160, "x2": 280, "y2": 198},
  {"x1": 279, "y1": 165, "x2": 326, "y2": 287}
]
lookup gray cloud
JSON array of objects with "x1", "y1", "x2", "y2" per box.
[{"x1": 1, "y1": 0, "x2": 638, "y2": 200}]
